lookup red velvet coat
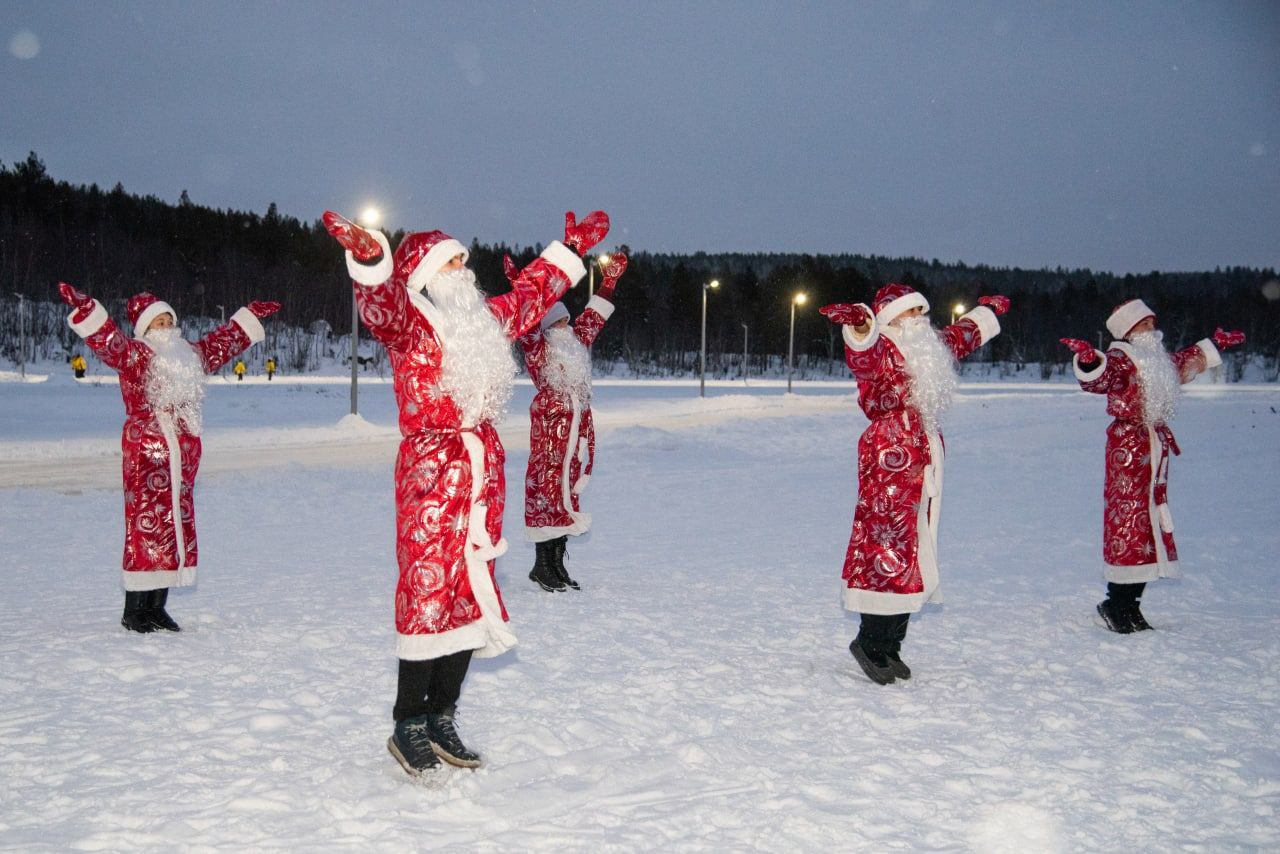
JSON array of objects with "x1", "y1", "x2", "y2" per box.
[
  {"x1": 345, "y1": 239, "x2": 584, "y2": 661},
  {"x1": 518, "y1": 295, "x2": 613, "y2": 541},
  {"x1": 67, "y1": 301, "x2": 264, "y2": 590},
  {"x1": 1073, "y1": 337, "x2": 1221, "y2": 583},
  {"x1": 837, "y1": 306, "x2": 1000, "y2": 615}
]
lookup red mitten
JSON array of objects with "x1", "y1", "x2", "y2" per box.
[
  {"x1": 563, "y1": 210, "x2": 610, "y2": 256},
  {"x1": 322, "y1": 211, "x2": 383, "y2": 262},
  {"x1": 502, "y1": 254, "x2": 519, "y2": 284},
  {"x1": 978, "y1": 295, "x2": 1010, "y2": 316},
  {"x1": 819, "y1": 303, "x2": 871, "y2": 327},
  {"x1": 1060, "y1": 338, "x2": 1100, "y2": 363},
  {"x1": 59, "y1": 282, "x2": 95, "y2": 322},
  {"x1": 1212, "y1": 327, "x2": 1245, "y2": 350},
  {"x1": 596, "y1": 252, "x2": 628, "y2": 299},
  {"x1": 248, "y1": 301, "x2": 280, "y2": 319}
]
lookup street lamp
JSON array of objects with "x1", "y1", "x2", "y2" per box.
[
  {"x1": 951, "y1": 303, "x2": 966, "y2": 325},
  {"x1": 700, "y1": 279, "x2": 719, "y2": 398},
  {"x1": 788, "y1": 292, "x2": 807, "y2": 393},
  {"x1": 741, "y1": 323, "x2": 749, "y2": 383},
  {"x1": 588, "y1": 253, "x2": 611, "y2": 299},
  {"x1": 13, "y1": 293, "x2": 24, "y2": 379},
  {"x1": 216, "y1": 304, "x2": 225, "y2": 324}
]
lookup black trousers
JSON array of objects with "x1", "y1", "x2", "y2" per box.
[
  {"x1": 859, "y1": 613, "x2": 910, "y2": 648},
  {"x1": 1106, "y1": 582, "x2": 1147, "y2": 605},
  {"x1": 392, "y1": 650, "x2": 473, "y2": 722}
]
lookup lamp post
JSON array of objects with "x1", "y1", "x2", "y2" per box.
[
  {"x1": 788, "y1": 292, "x2": 807, "y2": 393},
  {"x1": 699, "y1": 279, "x2": 719, "y2": 397},
  {"x1": 588, "y1": 253, "x2": 611, "y2": 300},
  {"x1": 216, "y1": 304, "x2": 225, "y2": 324},
  {"x1": 13, "y1": 293, "x2": 25, "y2": 379},
  {"x1": 951, "y1": 303, "x2": 966, "y2": 325},
  {"x1": 351, "y1": 206, "x2": 381, "y2": 416},
  {"x1": 741, "y1": 323, "x2": 749, "y2": 383}
]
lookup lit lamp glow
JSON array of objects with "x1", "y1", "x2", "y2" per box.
[{"x1": 788, "y1": 292, "x2": 807, "y2": 393}]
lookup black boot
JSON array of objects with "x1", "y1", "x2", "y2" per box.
[
  {"x1": 529, "y1": 540, "x2": 566, "y2": 592},
  {"x1": 849, "y1": 615, "x2": 896, "y2": 685},
  {"x1": 551, "y1": 536, "x2": 580, "y2": 591},
  {"x1": 424, "y1": 703, "x2": 482, "y2": 768},
  {"x1": 387, "y1": 715, "x2": 443, "y2": 778},
  {"x1": 885, "y1": 613, "x2": 911, "y2": 680},
  {"x1": 121, "y1": 591, "x2": 156, "y2": 633},
  {"x1": 1126, "y1": 583, "x2": 1152, "y2": 631},
  {"x1": 147, "y1": 588, "x2": 181, "y2": 632},
  {"x1": 1097, "y1": 583, "x2": 1138, "y2": 634}
]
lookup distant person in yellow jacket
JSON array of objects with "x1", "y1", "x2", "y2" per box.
[
  {"x1": 265, "y1": 356, "x2": 277, "y2": 381},
  {"x1": 71, "y1": 354, "x2": 87, "y2": 378},
  {"x1": 234, "y1": 359, "x2": 246, "y2": 381}
]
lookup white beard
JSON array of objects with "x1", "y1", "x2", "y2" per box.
[
  {"x1": 894, "y1": 315, "x2": 959, "y2": 434},
  {"x1": 423, "y1": 268, "x2": 516, "y2": 426},
  {"x1": 143, "y1": 327, "x2": 206, "y2": 436},
  {"x1": 1127, "y1": 330, "x2": 1179, "y2": 426},
  {"x1": 543, "y1": 326, "x2": 593, "y2": 403}
]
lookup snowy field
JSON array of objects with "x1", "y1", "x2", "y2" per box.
[{"x1": 1, "y1": 375, "x2": 1278, "y2": 851}]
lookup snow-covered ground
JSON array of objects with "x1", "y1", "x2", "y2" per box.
[{"x1": 1, "y1": 376, "x2": 1277, "y2": 851}]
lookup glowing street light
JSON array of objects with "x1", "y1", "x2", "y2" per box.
[
  {"x1": 788, "y1": 292, "x2": 807, "y2": 393},
  {"x1": 700, "y1": 279, "x2": 720, "y2": 398},
  {"x1": 951, "y1": 302, "x2": 966, "y2": 325},
  {"x1": 588, "y1": 253, "x2": 612, "y2": 299},
  {"x1": 350, "y1": 206, "x2": 381, "y2": 415},
  {"x1": 359, "y1": 207, "x2": 381, "y2": 228}
]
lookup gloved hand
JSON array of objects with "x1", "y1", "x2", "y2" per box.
[
  {"x1": 978, "y1": 295, "x2": 1011, "y2": 315},
  {"x1": 248, "y1": 301, "x2": 281, "y2": 319},
  {"x1": 563, "y1": 210, "x2": 610, "y2": 256},
  {"x1": 1212, "y1": 327, "x2": 1245, "y2": 350},
  {"x1": 59, "y1": 282, "x2": 96, "y2": 322},
  {"x1": 321, "y1": 211, "x2": 384, "y2": 262},
  {"x1": 1060, "y1": 338, "x2": 1100, "y2": 364},
  {"x1": 596, "y1": 252, "x2": 628, "y2": 300},
  {"x1": 819, "y1": 303, "x2": 871, "y2": 327},
  {"x1": 502, "y1": 254, "x2": 519, "y2": 284}
]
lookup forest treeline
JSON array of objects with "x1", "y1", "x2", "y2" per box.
[{"x1": 3, "y1": 152, "x2": 1277, "y2": 378}]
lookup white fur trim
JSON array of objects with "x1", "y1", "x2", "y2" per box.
[
  {"x1": 843, "y1": 587, "x2": 926, "y2": 615},
  {"x1": 1107, "y1": 299, "x2": 1154, "y2": 339},
  {"x1": 875, "y1": 292, "x2": 929, "y2": 327},
  {"x1": 840, "y1": 304, "x2": 879, "y2": 352},
  {"x1": 540, "y1": 301, "x2": 570, "y2": 330},
  {"x1": 960, "y1": 305, "x2": 1000, "y2": 344},
  {"x1": 1196, "y1": 338, "x2": 1222, "y2": 369},
  {"x1": 230, "y1": 307, "x2": 265, "y2": 345},
  {"x1": 1073, "y1": 351, "x2": 1107, "y2": 382},
  {"x1": 345, "y1": 230, "x2": 393, "y2": 285},
  {"x1": 540, "y1": 241, "x2": 587, "y2": 285},
  {"x1": 133, "y1": 300, "x2": 176, "y2": 337},
  {"x1": 405, "y1": 238, "x2": 468, "y2": 294},
  {"x1": 572, "y1": 473, "x2": 591, "y2": 495},
  {"x1": 68, "y1": 300, "x2": 109, "y2": 338},
  {"x1": 585, "y1": 294, "x2": 616, "y2": 320},
  {"x1": 122, "y1": 567, "x2": 196, "y2": 591},
  {"x1": 1105, "y1": 560, "x2": 1173, "y2": 585},
  {"x1": 156, "y1": 417, "x2": 189, "y2": 573}
]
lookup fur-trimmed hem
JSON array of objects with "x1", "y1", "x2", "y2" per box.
[
  {"x1": 842, "y1": 586, "x2": 925, "y2": 615},
  {"x1": 524, "y1": 515, "x2": 592, "y2": 542},
  {"x1": 1104, "y1": 560, "x2": 1176, "y2": 584},
  {"x1": 122, "y1": 566, "x2": 196, "y2": 591},
  {"x1": 1196, "y1": 338, "x2": 1222, "y2": 369},
  {"x1": 585, "y1": 294, "x2": 615, "y2": 319},
  {"x1": 396, "y1": 621, "x2": 517, "y2": 661},
  {"x1": 960, "y1": 305, "x2": 1000, "y2": 344},
  {"x1": 345, "y1": 231, "x2": 393, "y2": 285},
  {"x1": 540, "y1": 241, "x2": 587, "y2": 285},
  {"x1": 1073, "y1": 351, "x2": 1107, "y2": 382},
  {"x1": 841, "y1": 306, "x2": 879, "y2": 352}
]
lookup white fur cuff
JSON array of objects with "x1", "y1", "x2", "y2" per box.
[
  {"x1": 541, "y1": 241, "x2": 587, "y2": 285},
  {"x1": 68, "y1": 300, "x2": 109, "y2": 338},
  {"x1": 841, "y1": 305, "x2": 879, "y2": 352},
  {"x1": 345, "y1": 230, "x2": 394, "y2": 286},
  {"x1": 1196, "y1": 338, "x2": 1222, "y2": 369},
  {"x1": 585, "y1": 294, "x2": 615, "y2": 319},
  {"x1": 961, "y1": 305, "x2": 1001, "y2": 344},
  {"x1": 230, "y1": 307, "x2": 266, "y2": 344},
  {"x1": 1073, "y1": 351, "x2": 1107, "y2": 382}
]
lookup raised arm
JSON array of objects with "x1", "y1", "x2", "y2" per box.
[
  {"x1": 517, "y1": 328, "x2": 550, "y2": 386},
  {"x1": 323, "y1": 211, "x2": 419, "y2": 354},
  {"x1": 195, "y1": 302, "x2": 275, "y2": 373},
  {"x1": 820, "y1": 303, "x2": 893, "y2": 383},
  {"x1": 1172, "y1": 329, "x2": 1237, "y2": 383},
  {"x1": 59, "y1": 282, "x2": 145, "y2": 373},
  {"x1": 940, "y1": 296, "x2": 1005, "y2": 361},
  {"x1": 1062, "y1": 339, "x2": 1134, "y2": 395},
  {"x1": 486, "y1": 211, "x2": 607, "y2": 340},
  {"x1": 574, "y1": 252, "x2": 625, "y2": 347}
]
